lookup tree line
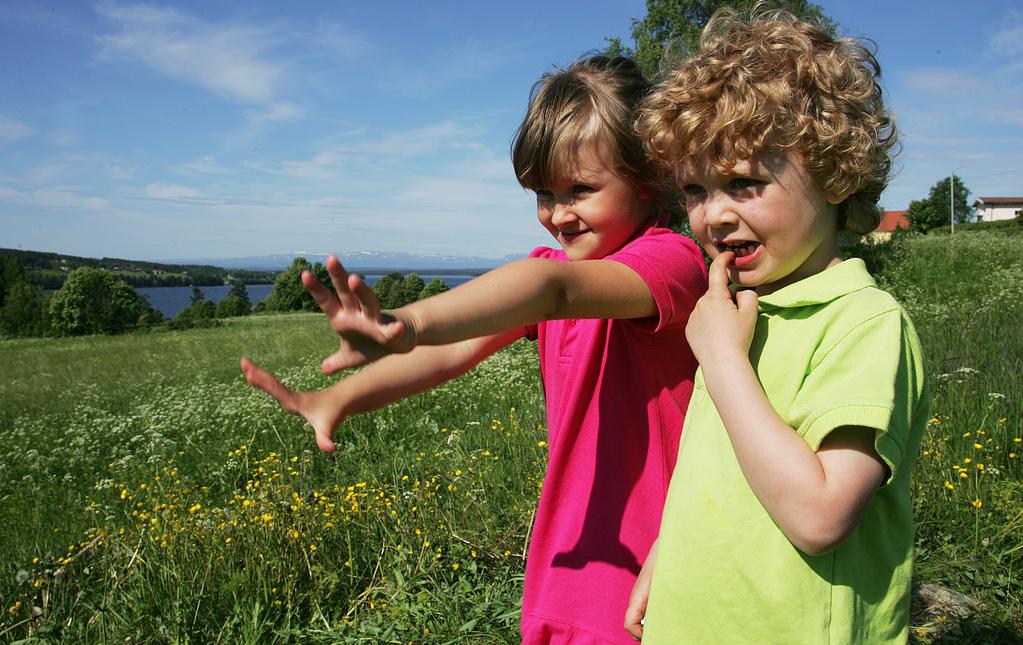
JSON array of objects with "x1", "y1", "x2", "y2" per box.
[{"x1": 0, "y1": 256, "x2": 450, "y2": 339}]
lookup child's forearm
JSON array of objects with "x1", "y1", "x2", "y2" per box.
[
  {"x1": 700, "y1": 355, "x2": 884, "y2": 555},
  {"x1": 395, "y1": 258, "x2": 654, "y2": 347},
  {"x1": 326, "y1": 331, "x2": 521, "y2": 418}
]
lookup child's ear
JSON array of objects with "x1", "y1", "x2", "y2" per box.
[{"x1": 825, "y1": 191, "x2": 847, "y2": 206}]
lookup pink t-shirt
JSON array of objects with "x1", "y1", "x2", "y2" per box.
[{"x1": 520, "y1": 223, "x2": 707, "y2": 644}]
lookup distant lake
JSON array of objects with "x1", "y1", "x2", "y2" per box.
[{"x1": 139, "y1": 274, "x2": 478, "y2": 319}]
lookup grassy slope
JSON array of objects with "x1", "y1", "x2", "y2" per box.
[{"x1": 0, "y1": 231, "x2": 1020, "y2": 642}]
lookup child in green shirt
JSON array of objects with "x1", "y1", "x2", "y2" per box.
[{"x1": 626, "y1": 7, "x2": 928, "y2": 643}]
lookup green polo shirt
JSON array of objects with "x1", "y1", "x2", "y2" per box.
[{"x1": 644, "y1": 259, "x2": 928, "y2": 644}]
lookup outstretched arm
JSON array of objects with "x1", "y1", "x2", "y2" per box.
[
  {"x1": 241, "y1": 329, "x2": 521, "y2": 452},
  {"x1": 687, "y1": 253, "x2": 887, "y2": 555},
  {"x1": 309, "y1": 254, "x2": 657, "y2": 372}
]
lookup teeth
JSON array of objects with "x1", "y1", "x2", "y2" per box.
[{"x1": 721, "y1": 241, "x2": 758, "y2": 257}]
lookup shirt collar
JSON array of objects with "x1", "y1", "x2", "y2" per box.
[{"x1": 755, "y1": 258, "x2": 876, "y2": 310}]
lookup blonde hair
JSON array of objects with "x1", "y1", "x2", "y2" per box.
[
  {"x1": 512, "y1": 55, "x2": 664, "y2": 204},
  {"x1": 637, "y1": 8, "x2": 898, "y2": 234}
]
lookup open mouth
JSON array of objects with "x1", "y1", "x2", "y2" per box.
[
  {"x1": 716, "y1": 240, "x2": 760, "y2": 258},
  {"x1": 560, "y1": 230, "x2": 589, "y2": 242}
]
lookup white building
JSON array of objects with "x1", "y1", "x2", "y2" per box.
[{"x1": 972, "y1": 197, "x2": 1023, "y2": 222}]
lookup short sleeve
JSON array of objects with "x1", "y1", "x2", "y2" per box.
[
  {"x1": 524, "y1": 246, "x2": 559, "y2": 341},
  {"x1": 791, "y1": 308, "x2": 926, "y2": 486},
  {"x1": 607, "y1": 230, "x2": 707, "y2": 333}
]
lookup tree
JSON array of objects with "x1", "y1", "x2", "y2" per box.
[
  {"x1": 262, "y1": 258, "x2": 331, "y2": 312},
  {"x1": 372, "y1": 272, "x2": 403, "y2": 310},
  {"x1": 906, "y1": 175, "x2": 973, "y2": 233},
  {"x1": 216, "y1": 280, "x2": 251, "y2": 318},
  {"x1": 419, "y1": 278, "x2": 450, "y2": 300},
  {"x1": 397, "y1": 273, "x2": 426, "y2": 308},
  {"x1": 605, "y1": 0, "x2": 835, "y2": 78},
  {"x1": 0, "y1": 280, "x2": 50, "y2": 337},
  {"x1": 0, "y1": 255, "x2": 26, "y2": 309},
  {"x1": 49, "y1": 267, "x2": 144, "y2": 336},
  {"x1": 190, "y1": 286, "x2": 204, "y2": 307}
]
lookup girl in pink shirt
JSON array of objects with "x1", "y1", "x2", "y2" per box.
[{"x1": 242, "y1": 55, "x2": 706, "y2": 644}]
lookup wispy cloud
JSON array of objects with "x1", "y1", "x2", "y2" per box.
[
  {"x1": 0, "y1": 183, "x2": 109, "y2": 210},
  {"x1": 174, "y1": 155, "x2": 230, "y2": 175},
  {"x1": 245, "y1": 102, "x2": 305, "y2": 125},
  {"x1": 0, "y1": 115, "x2": 36, "y2": 142},
  {"x1": 94, "y1": 1, "x2": 288, "y2": 104},
  {"x1": 144, "y1": 183, "x2": 206, "y2": 201},
  {"x1": 989, "y1": 9, "x2": 1023, "y2": 60},
  {"x1": 378, "y1": 38, "x2": 523, "y2": 98},
  {"x1": 307, "y1": 20, "x2": 371, "y2": 61},
  {"x1": 245, "y1": 120, "x2": 486, "y2": 180},
  {"x1": 902, "y1": 68, "x2": 990, "y2": 96}
]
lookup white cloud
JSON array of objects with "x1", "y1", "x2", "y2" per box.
[
  {"x1": 174, "y1": 155, "x2": 229, "y2": 175},
  {"x1": 902, "y1": 68, "x2": 989, "y2": 96},
  {"x1": 145, "y1": 183, "x2": 206, "y2": 200},
  {"x1": 0, "y1": 183, "x2": 108, "y2": 210},
  {"x1": 94, "y1": 1, "x2": 287, "y2": 104},
  {"x1": 989, "y1": 10, "x2": 1023, "y2": 60},
  {"x1": 246, "y1": 102, "x2": 305, "y2": 125},
  {"x1": 245, "y1": 120, "x2": 485, "y2": 180},
  {"x1": 0, "y1": 115, "x2": 35, "y2": 142},
  {"x1": 308, "y1": 20, "x2": 371, "y2": 60}
]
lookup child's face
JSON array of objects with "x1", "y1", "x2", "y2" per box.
[
  {"x1": 679, "y1": 149, "x2": 843, "y2": 295},
  {"x1": 534, "y1": 146, "x2": 652, "y2": 261}
]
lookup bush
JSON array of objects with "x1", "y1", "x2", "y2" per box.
[
  {"x1": 48, "y1": 268, "x2": 144, "y2": 336},
  {"x1": 0, "y1": 281, "x2": 50, "y2": 337},
  {"x1": 929, "y1": 217, "x2": 1023, "y2": 235},
  {"x1": 216, "y1": 281, "x2": 251, "y2": 318}
]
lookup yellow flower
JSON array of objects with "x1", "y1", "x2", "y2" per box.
[
  {"x1": 964, "y1": 458, "x2": 972, "y2": 464},
  {"x1": 973, "y1": 443, "x2": 983, "y2": 450},
  {"x1": 188, "y1": 503, "x2": 202, "y2": 514},
  {"x1": 1014, "y1": 437, "x2": 1021, "y2": 443},
  {"x1": 972, "y1": 498, "x2": 982, "y2": 508},
  {"x1": 452, "y1": 563, "x2": 460, "y2": 570},
  {"x1": 944, "y1": 481, "x2": 955, "y2": 490}
]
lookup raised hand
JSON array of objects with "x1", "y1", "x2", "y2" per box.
[
  {"x1": 308, "y1": 255, "x2": 417, "y2": 373},
  {"x1": 239, "y1": 357, "x2": 343, "y2": 452},
  {"x1": 685, "y1": 251, "x2": 759, "y2": 366}
]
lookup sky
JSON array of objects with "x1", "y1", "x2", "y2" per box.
[{"x1": 1, "y1": 0, "x2": 1021, "y2": 262}]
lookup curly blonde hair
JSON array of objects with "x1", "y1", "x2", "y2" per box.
[
  {"x1": 637, "y1": 8, "x2": 898, "y2": 234},
  {"x1": 512, "y1": 55, "x2": 665, "y2": 204}
]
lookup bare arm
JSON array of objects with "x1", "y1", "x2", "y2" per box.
[
  {"x1": 625, "y1": 539, "x2": 657, "y2": 640},
  {"x1": 310, "y1": 255, "x2": 656, "y2": 372},
  {"x1": 241, "y1": 329, "x2": 521, "y2": 452},
  {"x1": 686, "y1": 253, "x2": 887, "y2": 555}
]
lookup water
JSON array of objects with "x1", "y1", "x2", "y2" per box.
[{"x1": 139, "y1": 274, "x2": 478, "y2": 318}]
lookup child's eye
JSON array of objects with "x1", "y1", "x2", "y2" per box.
[
  {"x1": 535, "y1": 190, "x2": 554, "y2": 205},
  {"x1": 681, "y1": 184, "x2": 706, "y2": 198},
  {"x1": 572, "y1": 184, "x2": 594, "y2": 195},
  {"x1": 729, "y1": 178, "x2": 762, "y2": 192}
]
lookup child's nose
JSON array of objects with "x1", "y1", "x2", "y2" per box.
[
  {"x1": 550, "y1": 201, "x2": 577, "y2": 227},
  {"x1": 704, "y1": 194, "x2": 738, "y2": 227}
]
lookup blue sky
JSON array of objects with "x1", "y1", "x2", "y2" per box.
[{"x1": 1, "y1": 1, "x2": 1021, "y2": 262}]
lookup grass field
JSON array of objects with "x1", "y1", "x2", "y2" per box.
[{"x1": 1, "y1": 230, "x2": 1021, "y2": 643}]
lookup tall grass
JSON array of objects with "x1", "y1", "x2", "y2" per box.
[{"x1": 1, "y1": 231, "x2": 1021, "y2": 642}]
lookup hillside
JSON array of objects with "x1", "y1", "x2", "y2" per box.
[{"x1": 0, "y1": 248, "x2": 278, "y2": 289}]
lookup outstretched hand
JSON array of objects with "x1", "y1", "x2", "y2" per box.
[
  {"x1": 239, "y1": 357, "x2": 342, "y2": 453},
  {"x1": 685, "y1": 251, "x2": 759, "y2": 366},
  {"x1": 309, "y1": 255, "x2": 416, "y2": 373}
]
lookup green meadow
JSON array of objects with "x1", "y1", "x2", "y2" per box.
[{"x1": 1, "y1": 230, "x2": 1021, "y2": 643}]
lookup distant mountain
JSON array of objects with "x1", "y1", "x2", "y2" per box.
[{"x1": 157, "y1": 251, "x2": 525, "y2": 272}]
